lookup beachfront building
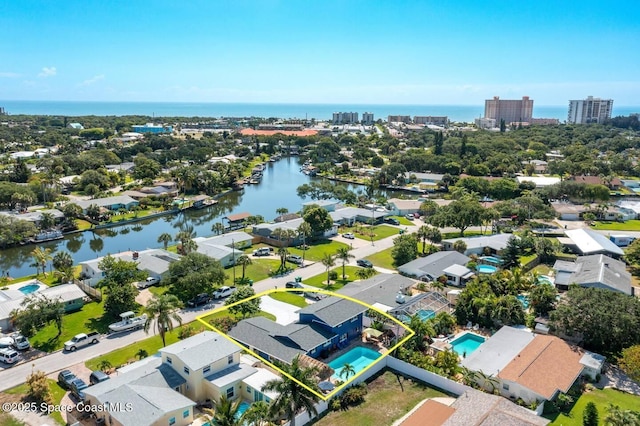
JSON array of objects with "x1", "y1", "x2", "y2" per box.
[
  {"x1": 461, "y1": 326, "x2": 604, "y2": 405},
  {"x1": 567, "y1": 96, "x2": 613, "y2": 124},
  {"x1": 413, "y1": 116, "x2": 448, "y2": 126},
  {"x1": 553, "y1": 254, "x2": 632, "y2": 295},
  {"x1": 332, "y1": 112, "x2": 358, "y2": 124},
  {"x1": 484, "y1": 96, "x2": 533, "y2": 125},
  {"x1": 362, "y1": 112, "x2": 374, "y2": 125},
  {"x1": 132, "y1": 123, "x2": 174, "y2": 134},
  {"x1": 388, "y1": 115, "x2": 411, "y2": 124}
]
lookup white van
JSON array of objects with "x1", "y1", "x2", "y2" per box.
[{"x1": 0, "y1": 348, "x2": 20, "y2": 365}]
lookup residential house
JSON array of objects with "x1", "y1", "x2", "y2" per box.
[
  {"x1": 302, "y1": 200, "x2": 339, "y2": 212},
  {"x1": 0, "y1": 209, "x2": 64, "y2": 227},
  {"x1": 75, "y1": 195, "x2": 139, "y2": 214},
  {"x1": 516, "y1": 176, "x2": 561, "y2": 188},
  {"x1": 0, "y1": 282, "x2": 86, "y2": 331},
  {"x1": 79, "y1": 249, "x2": 180, "y2": 287},
  {"x1": 570, "y1": 175, "x2": 621, "y2": 190},
  {"x1": 225, "y1": 212, "x2": 251, "y2": 230},
  {"x1": 194, "y1": 231, "x2": 254, "y2": 267},
  {"x1": 68, "y1": 122, "x2": 84, "y2": 130},
  {"x1": 386, "y1": 198, "x2": 422, "y2": 216},
  {"x1": 558, "y1": 228, "x2": 624, "y2": 258},
  {"x1": 442, "y1": 234, "x2": 513, "y2": 256},
  {"x1": 338, "y1": 274, "x2": 417, "y2": 313},
  {"x1": 553, "y1": 254, "x2": 633, "y2": 295},
  {"x1": 521, "y1": 160, "x2": 548, "y2": 173},
  {"x1": 330, "y1": 206, "x2": 387, "y2": 226},
  {"x1": 550, "y1": 202, "x2": 586, "y2": 221},
  {"x1": 461, "y1": 326, "x2": 604, "y2": 405},
  {"x1": 397, "y1": 251, "x2": 474, "y2": 286},
  {"x1": 404, "y1": 172, "x2": 445, "y2": 191}
]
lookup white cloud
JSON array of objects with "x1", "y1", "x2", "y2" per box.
[
  {"x1": 0, "y1": 72, "x2": 20, "y2": 78},
  {"x1": 38, "y1": 67, "x2": 57, "y2": 78},
  {"x1": 78, "y1": 74, "x2": 105, "y2": 87}
]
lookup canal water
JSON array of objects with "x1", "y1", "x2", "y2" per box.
[{"x1": 0, "y1": 158, "x2": 396, "y2": 278}]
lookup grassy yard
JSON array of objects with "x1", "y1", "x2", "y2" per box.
[
  {"x1": 313, "y1": 370, "x2": 447, "y2": 426},
  {"x1": 353, "y1": 225, "x2": 402, "y2": 242},
  {"x1": 531, "y1": 264, "x2": 553, "y2": 275},
  {"x1": 75, "y1": 219, "x2": 93, "y2": 231},
  {"x1": 287, "y1": 239, "x2": 351, "y2": 262},
  {"x1": 0, "y1": 413, "x2": 25, "y2": 426},
  {"x1": 7, "y1": 273, "x2": 58, "y2": 285},
  {"x1": 391, "y1": 216, "x2": 414, "y2": 226},
  {"x1": 224, "y1": 259, "x2": 281, "y2": 285},
  {"x1": 547, "y1": 387, "x2": 640, "y2": 425},
  {"x1": 441, "y1": 230, "x2": 490, "y2": 239},
  {"x1": 3, "y1": 380, "x2": 66, "y2": 425},
  {"x1": 365, "y1": 247, "x2": 395, "y2": 270},
  {"x1": 30, "y1": 300, "x2": 113, "y2": 352},
  {"x1": 269, "y1": 292, "x2": 308, "y2": 308},
  {"x1": 590, "y1": 220, "x2": 640, "y2": 231},
  {"x1": 303, "y1": 265, "x2": 373, "y2": 291}
]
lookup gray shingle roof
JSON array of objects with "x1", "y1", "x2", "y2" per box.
[
  {"x1": 563, "y1": 229, "x2": 624, "y2": 256},
  {"x1": 298, "y1": 296, "x2": 367, "y2": 327},
  {"x1": 277, "y1": 323, "x2": 336, "y2": 351},
  {"x1": 206, "y1": 363, "x2": 257, "y2": 388},
  {"x1": 228, "y1": 317, "x2": 304, "y2": 363},
  {"x1": 338, "y1": 274, "x2": 416, "y2": 310},
  {"x1": 397, "y1": 251, "x2": 471, "y2": 280},
  {"x1": 460, "y1": 326, "x2": 534, "y2": 377},
  {"x1": 553, "y1": 254, "x2": 631, "y2": 294},
  {"x1": 195, "y1": 231, "x2": 254, "y2": 247},
  {"x1": 160, "y1": 331, "x2": 240, "y2": 371}
]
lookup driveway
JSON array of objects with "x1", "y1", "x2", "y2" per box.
[{"x1": 259, "y1": 296, "x2": 300, "y2": 325}]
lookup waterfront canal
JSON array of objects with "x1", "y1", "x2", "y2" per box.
[{"x1": 0, "y1": 158, "x2": 399, "y2": 278}]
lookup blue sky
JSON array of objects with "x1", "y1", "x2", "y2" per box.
[{"x1": 1, "y1": 0, "x2": 639, "y2": 105}]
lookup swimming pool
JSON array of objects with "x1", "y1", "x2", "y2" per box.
[
  {"x1": 477, "y1": 265, "x2": 497, "y2": 274},
  {"x1": 538, "y1": 275, "x2": 554, "y2": 285},
  {"x1": 417, "y1": 309, "x2": 435, "y2": 321},
  {"x1": 235, "y1": 401, "x2": 251, "y2": 420},
  {"x1": 329, "y1": 346, "x2": 382, "y2": 380},
  {"x1": 450, "y1": 332, "x2": 486, "y2": 357},
  {"x1": 18, "y1": 284, "x2": 40, "y2": 295},
  {"x1": 517, "y1": 295, "x2": 530, "y2": 309},
  {"x1": 480, "y1": 256, "x2": 503, "y2": 265}
]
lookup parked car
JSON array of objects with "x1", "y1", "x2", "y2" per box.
[
  {"x1": 212, "y1": 286, "x2": 236, "y2": 299},
  {"x1": 136, "y1": 276, "x2": 160, "y2": 289},
  {"x1": 89, "y1": 370, "x2": 110, "y2": 385},
  {"x1": 287, "y1": 255, "x2": 303, "y2": 265},
  {"x1": 253, "y1": 247, "x2": 271, "y2": 256},
  {"x1": 304, "y1": 291, "x2": 325, "y2": 301},
  {"x1": 405, "y1": 214, "x2": 415, "y2": 220},
  {"x1": 286, "y1": 281, "x2": 303, "y2": 289},
  {"x1": 413, "y1": 212, "x2": 421, "y2": 219},
  {"x1": 64, "y1": 332, "x2": 100, "y2": 351},
  {"x1": 187, "y1": 293, "x2": 211, "y2": 307},
  {"x1": 70, "y1": 378, "x2": 88, "y2": 400},
  {"x1": 357, "y1": 259, "x2": 373, "y2": 268},
  {"x1": 11, "y1": 333, "x2": 30, "y2": 351},
  {"x1": 384, "y1": 217, "x2": 400, "y2": 225},
  {"x1": 343, "y1": 233, "x2": 355, "y2": 239},
  {"x1": 0, "y1": 347, "x2": 20, "y2": 365},
  {"x1": 58, "y1": 370, "x2": 77, "y2": 389}
]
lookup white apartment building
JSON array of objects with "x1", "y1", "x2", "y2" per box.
[{"x1": 567, "y1": 96, "x2": 613, "y2": 124}]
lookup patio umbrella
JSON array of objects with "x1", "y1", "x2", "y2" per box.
[{"x1": 363, "y1": 328, "x2": 384, "y2": 338}]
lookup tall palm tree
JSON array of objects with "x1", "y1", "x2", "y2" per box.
[
  {"x1": 52, "y1": 250, "x2": 74, "y2": 282},
  {"x1": 355, "y1": 267, "x2": 375, "y2": 280},
  {"x1": 31, "y1": 246, "x2": 53, "y2": 276},
  {"x1": 297, "y1": 222, "x2": 312, "y2": 264},
  {"x1": 236, "y1": 254, "x2": 252, "y2": 281},
  {"x1": 261, "y1": 356, "x2": 320, "y2": 426},
  {"x1": 157, "y1": 232, "x2": 172, "y2": 250},
  {"x1": 416, "y1": 225, "x2": 430, "y2": 255},
  {"x1": 336, "y1": 246, "x2": 354, "y2": 280},
  {"x1": 39, "y1": 212, "x2": 55, "y2": 230},
  {"x1": 181, "y1": 238, "x2": 198, "y2": 255},
  {"x1": 241, "y1": 401, "x2": 272, "y2": 426},
  {"x1": 212, "y1": 395, "x2": 243, "y2": 426},
  {"x1": 321, "y1": 253, "x2": 335, "y2": 287},
  {"x1": 277, "y1": 246, "x2": 289, "y2": 272},
  {"x1": 276, "y1": 207, "x2": 289, "y2": 217},
  {"x1": 143, "y1": 294, "x2": 183, "y2": 347},
  {"x1": 212, "y1": 222, "x2": 225, "y2": 235},
  {"x1": 339, "y1": 363, "x2": 356, "y2": 381}
]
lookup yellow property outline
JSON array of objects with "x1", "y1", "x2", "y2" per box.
[{"x1": 197, "y1": 287, "x2": 414, "y2": 400}]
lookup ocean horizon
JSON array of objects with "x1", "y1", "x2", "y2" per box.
[{"x1": 1, "y1": 100, "x2": 639, "y2": 123}]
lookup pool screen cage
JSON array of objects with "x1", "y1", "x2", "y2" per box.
[{"x1": 389, "y1": 291, "x2": 450, "y2": 321}]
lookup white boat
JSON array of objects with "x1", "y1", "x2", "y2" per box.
[{"x1": 108, "y1": 311, "x2": 148, "y2": 333}]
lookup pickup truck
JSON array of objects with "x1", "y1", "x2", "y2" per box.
[
  {"x1": 64, "y1": 332, "x2": 100, "y2": 352},
  {"x1": 135, "y1": 277, "x2": 160, "y2": 289},
  {"x1": 212, "y1": 286, "x2": 236, "y2": 299}
]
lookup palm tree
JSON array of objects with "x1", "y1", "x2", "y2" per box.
[
  {"x1": 276, "y1": 207, "x2": 289, "y2": 217},
  {"x1": 416, "y1": 225, "x2": 430, "y2": 255},
  {"x1": 212, "y1": 222, "x2": 225, "y2": 235},
  {"x1": 261, "y1": 356, "x2": 320, "y2": 426},
  {"x1": 321, "y1": 253, "x2": 335, "y2": 287},
  {"x1": 212, "y1": 395, "x2": 243, "y2": 426},
  {"x1": 241, "y1": 401, "x2": 272, "y2": 426},
  {"x1": 277, "y1": 246, "x2": 289, "y2": 272},
  {"x1": 143, "y1": 294, "x2": 183, "y2": 347},
  {"x1": 339, "y1": 363, "x2": 356, "y2": 381},
  {"x1": 604, "y1": 404, "x2": 640, "y2": 426},
  {"x1": 157, "y1": 232, "x2": 172, "y2": 250},
  {"x1": 355, "y1": 267, "x2": 375, "y2": 280},
  {"x1": 98, "y1": 360, "x2": 112, "y2": 373},
  {"x1": 39, "y1": 212, "x2": 55, "y2": 230},
  {"x1": 236, "y1": 254, "x2": 252, "y2": 281},
  {"x1": 459, "y1": 367, "x2": 479, "y2": 387},
  {"x1": 135, "y1": 349, "x2": 148, "y2": 360},
  {"x1": 31, "y1": 246, "x2": 52, "y2": 276},
  {"x1": 86, "y1": 204, "x2": 101, "y2": 221},
  {"x1": 476, "y1": 371, "x2": 499, "y2": 393},
  {"x1": 297, "y1": 222, "x2": 312, "y2": 264},
  {"x1": 52, "y1": 250, "x2": 74, "y2": 282},
  {"x1": 336, "y1": 247, "x2": 355, "y2": 280}
]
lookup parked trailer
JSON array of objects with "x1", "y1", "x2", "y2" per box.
[{"x1": 610, "y1": 235, "x2": 635, "y2": 247}]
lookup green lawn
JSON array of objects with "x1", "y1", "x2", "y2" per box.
[
  {"x1": 30, "y1": 300, "x2": 112, "y2": 352},
  {"x1": 269, "y1": 292, "x2": 308, "y2": 308},
  {"x1": 365, "y1": 247, "x2": 396, "y2": 270},
  {"x1": 224, "y1": 259, "x2": 281, "y2": 285},
  {"x1": 441, "y1": 230, "x2": 490, "y2": 239},
  {"x1": 4, "y1": 380, "x2": 66, "y2": 425},
  {"x1": 520, "y1": 253, "x2": 538, "y2": 266},
  {"x1": 314, "y1": 370, "x2": 446, "y2": 426},
  {"x1": 0, "y1": 413, "x2": 25, "y2": 426},
  {"x1": 8, "y1": 273, "x2": 57, "y2": 285},
  {"x1": 548, "y1": 387, "x2": 640, "y2": 425},
  {"x1": 303, "y1": 265, "x2": 373, "y2": 290},
  {"x1": 148, "y1": 285, "x2": 170, "y2": 296},
  {"x1": 392, "y1": 216, "x2": 415, "y2": 226},
  {"x1": 76, "y1": 219, "x2": 93, "y2": 231},
  {"x1": 590, "y1": 220, "x2": 640, "y2": 231},
  {"x1": 287, "y1": 239, "x2": 351, "y2": 262},
  {"x1": 352, "y1": 225, "x2": 402, "y2": 242}
]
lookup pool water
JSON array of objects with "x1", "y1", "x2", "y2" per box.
[
  {"x1": 538, "y1": 275, "x2": 554, "y2": 285},
  {"x1": 517, "y1": 295, "x2": 530, "y2": 309},
  {"x1": 417, "y1": 309, "x2": 435, "y2": 321},
  {"x1": 450, "y1": 333, "x2": 486, "y2": 356},
  {"x1": 480, "y1": 256, "x2": 503, "y2": 265},
  {"x1": 477, "y1": 265, "x2": 497, "y2": 274},
  {"x1": 18, "y1": 284, "x2": 40, "y2": 295},
  {"x1": 329, "y1": 346, "x2": 382, "y2": 380},
  {"x1": 235, "y1": 401, "x2": 251, "y2": 420}
]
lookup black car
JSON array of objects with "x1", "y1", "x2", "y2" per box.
[
  {"x1": 384, "y1": 217, "x2": 400, "y2": 225},
  {"x1": 89, "y1": 370, "x2": 110, "y2": 385},
  {"x1": 57, "y1": 369, "x2": 77, "y2": 389},
  {"x1": 187, "y1": 293, "x2": 211, "y2": 308},
  {"x1": 70, "y1": 378, "x2": 88, "y2": 400},
  {"x1": 357, "y1": 259, "x2": 373, "y2": 268},
  {"x1": 286, "y1": 281, "x2": 303, "y2": 289}
]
